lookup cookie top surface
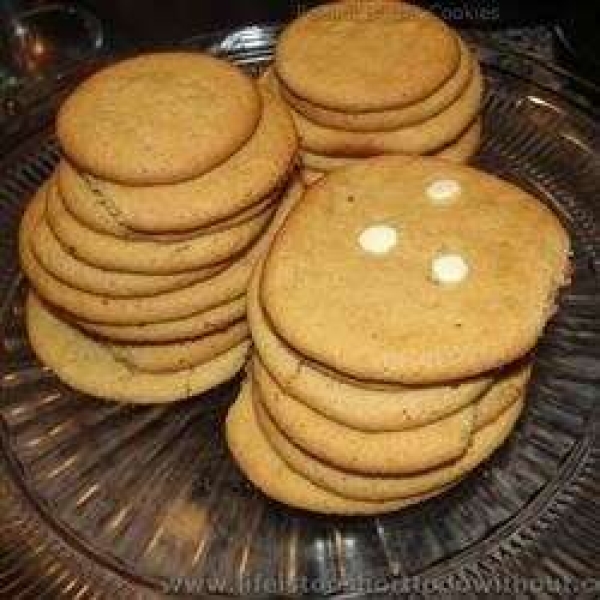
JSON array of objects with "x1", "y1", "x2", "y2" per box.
[
  {"x1": 248, "y1": 263, "x2": 493, "y2": 432},
  {"x1": 58, "y1": 88, "x2": 297, "y2": 233},
  {"x1": 57, "y1": 52, "x2": 261, "y2": 185},
  {"x1": 275, "y1": 1, "x2": 460, "y2": 111},
  {"x1": 271, "y1": 34, "x2": 473, "y2": 132},
  {"x1": 261, "y1": 157, "x2": 570, "y2": 384}
]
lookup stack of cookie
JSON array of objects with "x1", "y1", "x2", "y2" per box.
[
  {"x1": 227, "y1": 157, "x2": 570, "y2": 514},
  {"x1": 20, "y1": 52, "x2": 299, "y2": 403},
  {"x1": 263, "y1": 0, "x2": 484, "y2": 184}
]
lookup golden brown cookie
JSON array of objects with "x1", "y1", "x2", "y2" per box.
[
  {"x1": 299, "y1": 168, "x2": 324, "y2": 186},
  {"x1": 226, "y1": 379, "x2": 451, "y2": 514},
  {"x1": 299, "y1": 117, "x2": 482, "y2": 172},
  {"x1": 253, "y1": 358, "x2": 474, "y2": 475},
  {"x1": 78, "y1": 299, "x2": 246, "y2": 343},
  {"x1": 58, "y1": 88, "x2": 298, "y2": 233},
  {"x1": 26, "y1": 291, "x2": 251, "y2": 403},
  {"x1": 288, "y1": 63, "x2": 483, "y2": 157},
  {"x1": 57, "y1": 53, "x2": 261, "y2": 185},
  {"x1": 21, "y1": 199, "x2": 255, "y2": 324},
  {"x1": 298, "y1": 151, "x2": 362, "y2": 172},
  {"x1": 261, "y1": 156, "x2": 570, "y2": 384},
  {"x1": 31, "y1": 204, "x2": 226, "y2": 297},
  {"x1": 46, "y1": 181, "x2": 273, "y2": 274},
  {"x1": 57, "y1": 160, "x2": 276, "y2": 239},
  {"x1": 437, "y1": 117, "x2": 482, "y2": 163},
  {"x1": 474, "y1": 363, "x2": 531, "y2": 429},
  {"x1": 21, "y1": 178, "x2": 304, "y2": 325},
  {"x1": 271, "y1": 36, "x2": 473, "y2": 132},
  {"x1": 248, "y1": 264, "x2": 493, "y2": 431},
  {"x1": 275, "y1": 1, "x2": 461, "y2": 111},
  {"x1": 256, "y1": 391, "x2": 524, "y2": 502},
  {"x1": 107, "y1": 321, "x2": 249, "y2": 373},
  {"x1": 22, "y1": 236, "x2": 250, "y2": 325}
]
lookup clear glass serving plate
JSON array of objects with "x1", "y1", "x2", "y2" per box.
[{"x1": 0, "y1": 27, "x2": 599, "y2": 599}]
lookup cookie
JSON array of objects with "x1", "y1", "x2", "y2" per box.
[
  {"x1": 58, "y1": 88, "x2": 298, "y2": 233},
  {"x1": 226, "y1": 379, "x2": 450, "y2": 515},
  {"x1": 299, "y1": 117, "x2": 482, "y2": 172},
  {"x1": 253, "y1": 358, "x2": 474, "y2": 475},
  {"x1": 26, "y1": 291, "x2": 251, "y2": 403},
  {"x1": 78, "y1": 298, "x2": 246, "y2": 343},
  {"x1": 275, "y1": 1, "x2": 460, "y2": 112},
  {"x1": 248, "y1": 264, "x2": 493, "y2": 431},
  {"x1": 288, "y1": 62, "x2": 483, "y2": 157},
  {"x1": 21, "y1": 178, "x2": 304, "y2": 325},
  {"x1": 31, "y1": 205, "x2": 226, "y2": 297},
  {"x1": 21, "y1": 202, "x2": 254, "y2": 324},
  {"x1": 57, "y1": 160, "x2": 279, "y2": 239},
  {"x1": 436, "y1": 117, "x2": 482, "y2": 163},
  {"x1": 57, "y1": 52, "x2": 261, "y2": 185},
  {"x1": 272, "y1": 37, "x2": 472, "y2": 132},
  {"x1": 475, "y1": 363, "x2": 531, "y2": 429},
  {"x1": 300, "y1": 169, "x2": 324, "y2": 186},
  {"x1": 261, "y1": 156, "x2": 570, "y2": 384},
  {"x1": 46, "y1": 181, "x2": 273, "y2": 274},
  {"x1": 107, "y1": 321, "x2": 249, "y2": 373},
  {"x1": 256, "y1": 391, "x2": 524, "y2": 502},
  {"x1": 298, "y1": 151, "x2": 362, "y2": 173}
]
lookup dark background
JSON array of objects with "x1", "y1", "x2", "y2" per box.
[
  {"x1": 71, "y1": 0, "x2": 599, "y2": 84},
  {"x1": 2, "y1": 1, "x2": 599, "y2": 114},
  {"x1": 78, "y1": 0, "x2": 564, "y2": 45}
]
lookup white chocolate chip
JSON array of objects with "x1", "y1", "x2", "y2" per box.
[
  {"x1": 427, "y1": 179, "x2": 462, "y2": 205},
  {"x1": 358, "y1": 225, "x2": 398, "y2": 255},
  {"x1": 432, "y1": 254, "x2": 469, "y2": 284}
]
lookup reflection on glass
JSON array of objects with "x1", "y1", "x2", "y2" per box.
[{"x1": 0, "y1": 2, "x2": 103, "y2": 130}]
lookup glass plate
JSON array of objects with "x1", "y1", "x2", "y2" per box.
[{"x1": 0, "y1": 27, "x2": 599, "y2": 600}]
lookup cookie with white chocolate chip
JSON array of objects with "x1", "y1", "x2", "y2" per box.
[{"x1": 261, "y1": 156, "x2": 571, "y2": 385}]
